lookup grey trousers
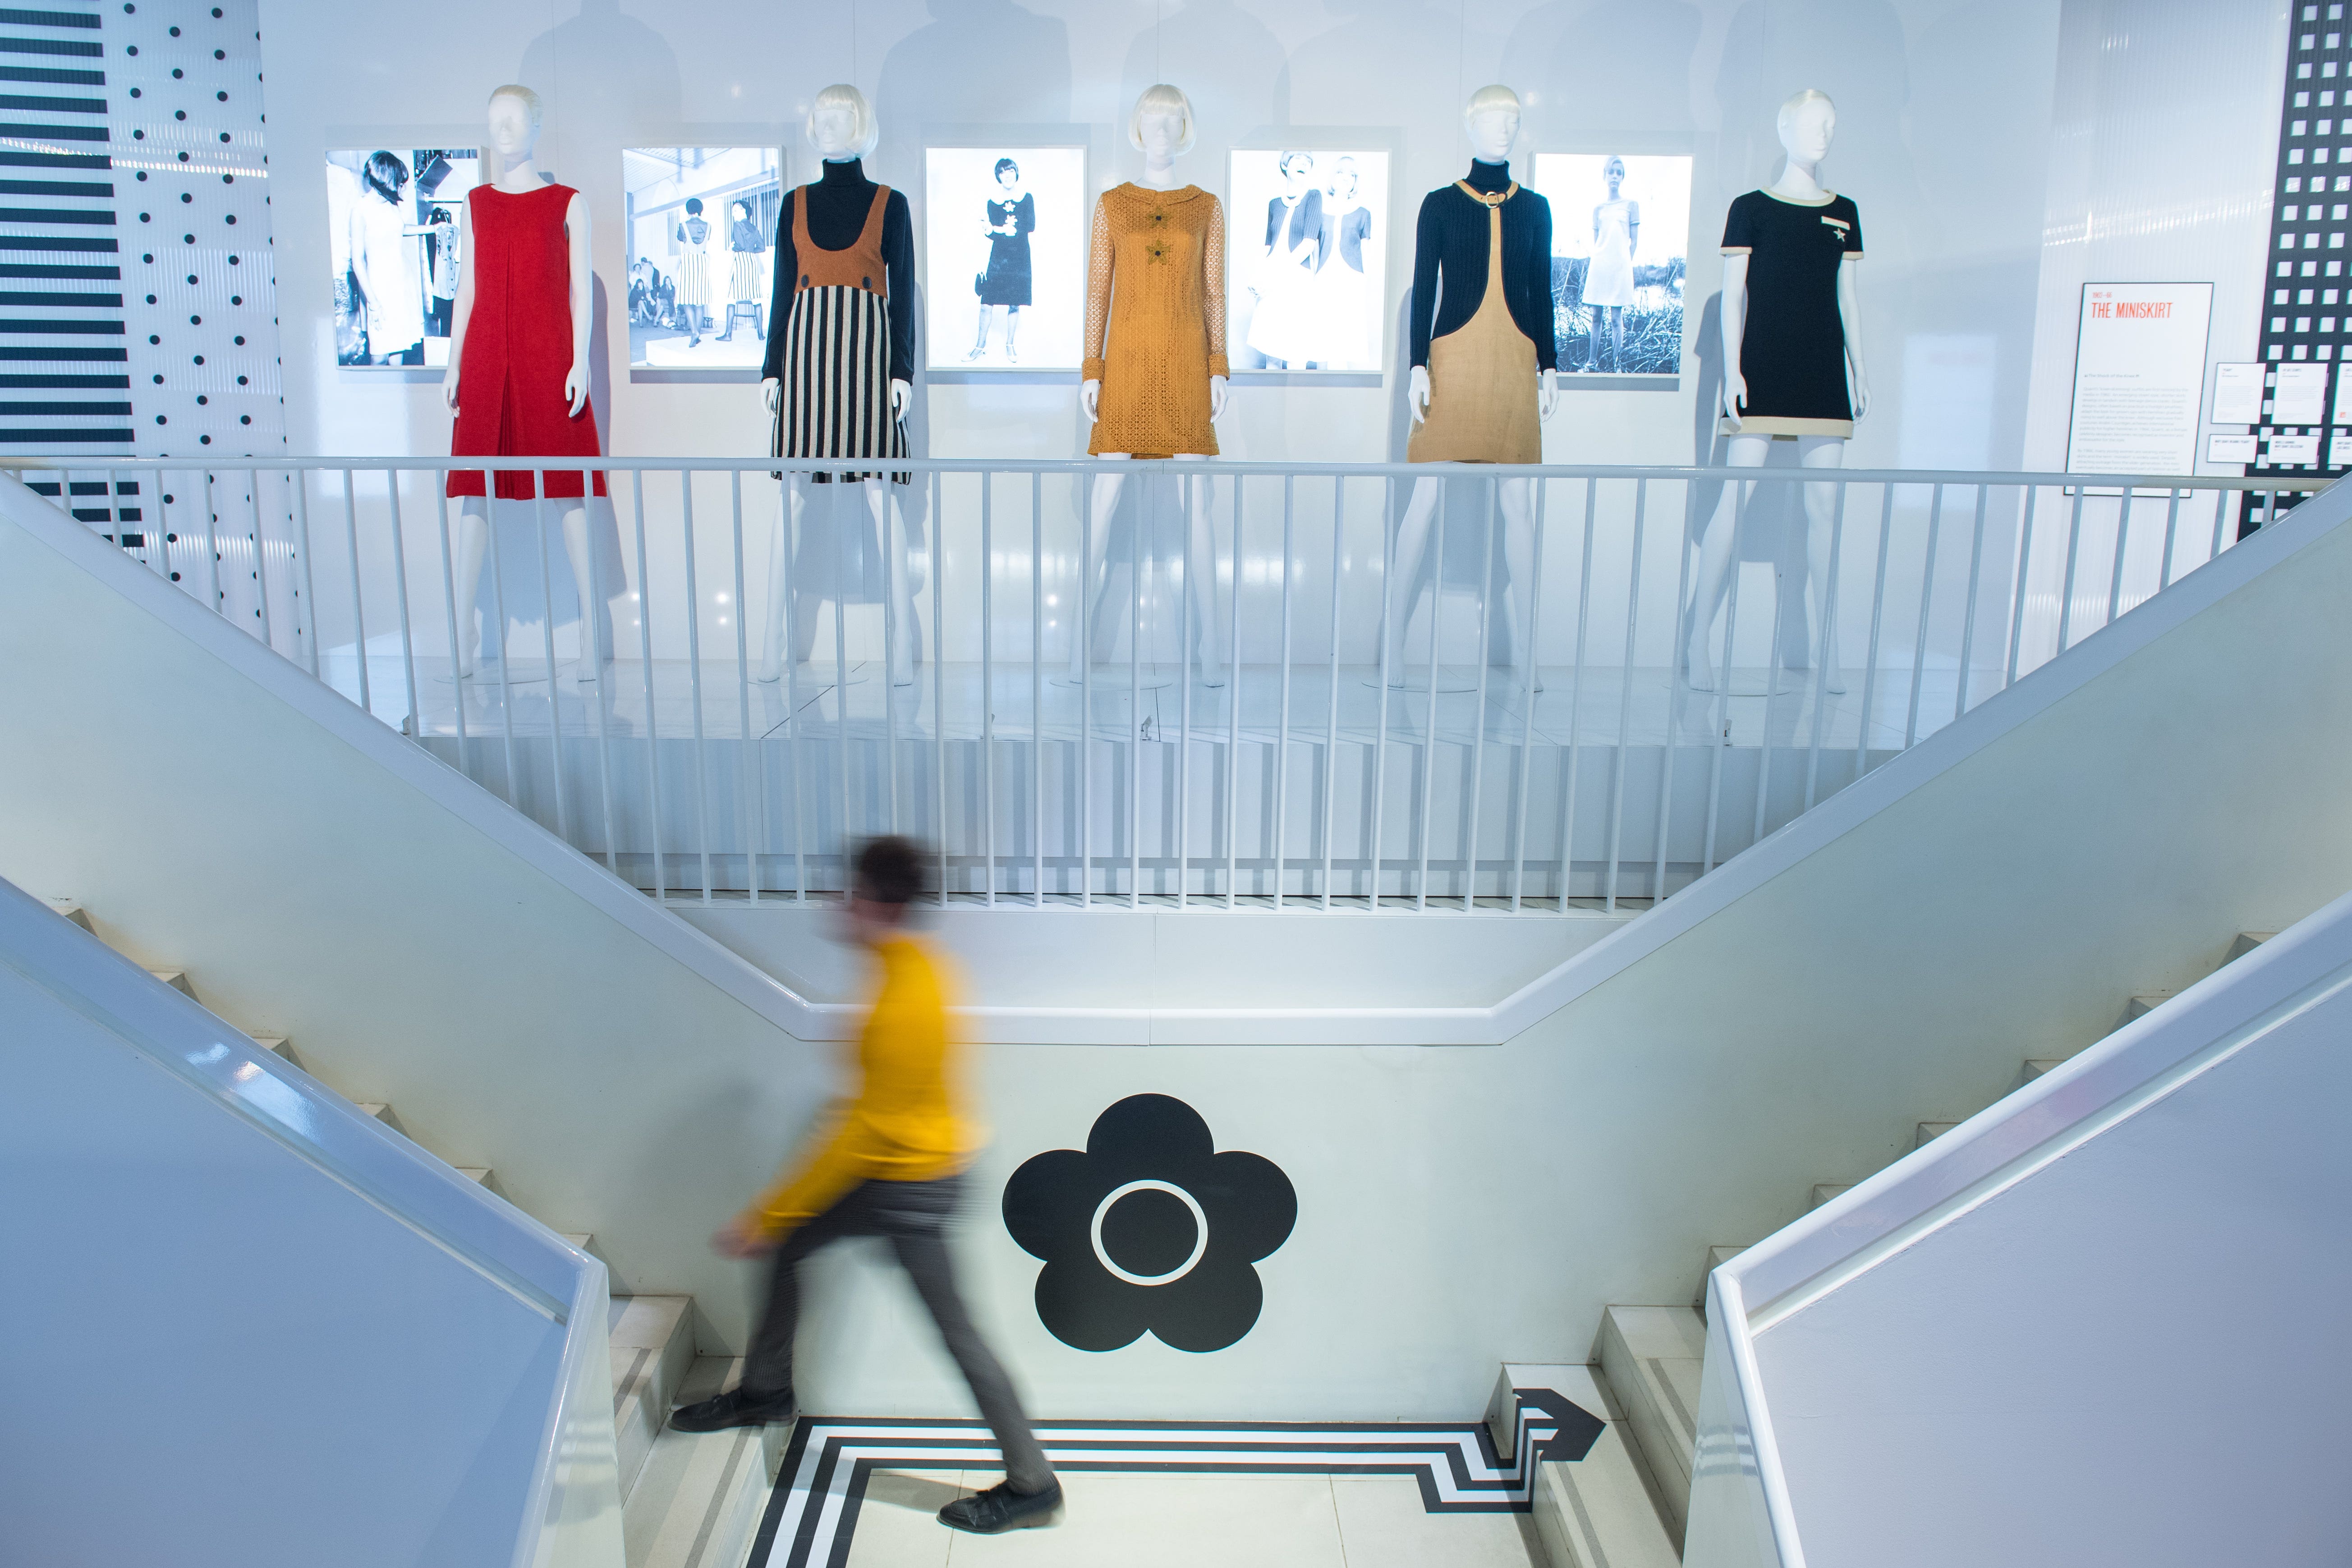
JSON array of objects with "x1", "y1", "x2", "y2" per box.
[{"x1": 741, "y1": 1175, "x2": 1056, "y2": 1492}]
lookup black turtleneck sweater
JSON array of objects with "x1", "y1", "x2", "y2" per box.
[
  {"x1": 761, "y1": 158, "x2": 916, "y2": 383},
  {"x1": 1406, "y1": 159, "x2": 1557, "y2": 372}
]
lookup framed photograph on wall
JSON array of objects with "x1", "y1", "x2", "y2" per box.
[
  {"x1": 1532, "y1": 152, "x2": 1691, "y2": 379},
  {"x1": 622, "y1": 146, "x2": 786, "y2": 370},
  {"x1": 327, "y1": 146, "x2": 479, "y2": 368},
  {"x1": 923, "y1": 145, "x2": 1087, "y2": 371},
  {"x1": 1226, "y1": 148, "x2": 1390, "y2": 373}
]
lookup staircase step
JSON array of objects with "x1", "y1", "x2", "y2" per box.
[
  {"x1": 1515, "y1": 1363, "x2": 1681, "y2": 1568},
  {"x1": 51, "y1": 901, "x2": 93, "y2": 933},
  {"x1": 2226, "y1": 931, "x2": 2276, "y2": 963},
  {"x1": 624, "y1": 1355, "x2": 790, "y2": 1568},
  {"x1": 2122, "y1": 989, "x2": 2178, "y2": 1024},
  {"x1": 610, "y1": 1295, "x2": 696, "y2": 1504},
  {"x1": 1594, "y1": 1308, "x2": 1704, "y2": 1545},
  {"x1": 1695, "y1": 1246, "x2": 1748, "y2": 1319},
  {"x1": 1915, "y1": 1120, "x2": 1961, "y2": 1148},
  {"x1": 352, "y1": 1103, "x2": 412, "y2": 1137},
  {"x1": 147, "y1": 968, "x2": 193, "y2": 997},
  {"x1": 252, "y1": 1036, "x2": 293, "y2": 1062},
  {"x1": 1809, "y1": 1182, "x2": 1851, "y2": 1210},
  {"x1": 562, "y1": 1232, "x2": 595, "y2": 1252},
  {"x1": 2020, "y1": 1056, "x2": 2067, "y2": 1084}
]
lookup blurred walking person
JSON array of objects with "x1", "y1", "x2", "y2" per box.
[{"x1": 670, "y1": 836, "x2": 1063, "y2": 1536}]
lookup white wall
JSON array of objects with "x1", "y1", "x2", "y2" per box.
[
  {"x1": 0, "y1": 878, "x2": 619, "y2": 1568},
  {"x1": 11, "y1": 440, "x2": 2352, "y2": 1431},
  {"x1": 1700, "y1": 892, "x2": 2352, "y2": 1568}
]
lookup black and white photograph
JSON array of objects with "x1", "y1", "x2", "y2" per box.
[
  {"x1": 623, "y1": 146, "x2": 785, "y2": 369},
  {"x1": 923, "y1": 145, "x2": 1085, "y2": 371},
  {"x1": 1533, "y1": 152, "x2": 1690, "y2": 377},
  {"x1": 326, "y1": 147, "x2": 478, "y2": 368},
  {"x1": 1227, "y1": 148, "x2": 1389, "y2": 373}
]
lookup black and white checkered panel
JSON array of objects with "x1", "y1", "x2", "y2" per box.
[{"x1": 2251, "y1": 4, "x2": 2352, "y2": 523}]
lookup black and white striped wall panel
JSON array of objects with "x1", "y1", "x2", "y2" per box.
[{"x1": 0, "y1": 0, "x2": 284, "y2": 460}]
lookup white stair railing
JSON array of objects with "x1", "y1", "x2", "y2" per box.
[{"x1": 9, "y1": 456, "x2": 2321, "y2": 910}]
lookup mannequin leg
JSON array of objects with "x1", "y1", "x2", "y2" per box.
[
  {"x1": 560, "y1": 503, "x2": 606, "y2": 680},
  {"x1": 452, "y1": 496, "x2": 491, "y2": 677},
  {"x1": 1496, "y1": 478, "x2": 1543, "y2": 690},
  {"x1": 1684, "y1": 435, "x2": 1772, "y2": 693},
  {"x1": 1796, "y1": 435, "x2": 1848, "y2": 694},
  {"x1": 1176, "y1": 456, "x2": 1225, "y2": 688},
  {"x1": 1382, "y1": 477, "x2": 1442, "y2": 685},
  {"x1": 864, "y1": 478, "x2": 921, "y2": 687},
  {"x1": 1070, "y1": 462, "x2": 1130, "y2": 678},
  {"x1": 757, "y1": 484, "x2": 809, "y2": 683}
]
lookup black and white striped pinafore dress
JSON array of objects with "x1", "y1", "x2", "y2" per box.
[{"x1": 773, "y1": 178, "x2": 909, "y2": 484}]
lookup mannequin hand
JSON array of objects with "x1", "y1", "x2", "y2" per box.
[
  {"x1": 565, "y1": 360, "x2": 587, "y2": 418},
  {"x1": 442, "y1": 363, "x2": 460, "y2": 413},
  {"x1": 763, "y1": 376, "x2": 781, "y2": 414},
  {"x1": 1850, "y1": 371, "x2": 1870, "y2": 420},
  {"x1": 1081, "y1": 378, "x2": 1101, "y2": 422},
  {"x1": 1721, "y1": 369, "x2": 1747, "y2": 431},
  {"x1": 1209, "y1": 374, "x2": 1229, "y2": 419},
  {"x1": 890, "y1": 377, "x2": 912, "y2": 420},
  {"x1": 1538, "y1": 368, "x2": 1559, "y2": 420},
  {"x1": 1408, "y1": 365, "x2": 1431, "y2": 425}
]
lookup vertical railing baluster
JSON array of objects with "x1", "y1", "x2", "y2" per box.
[
  {"x1": 1461, "y1": 477, "x2": 1498, "y2": 912},
  {"x1": 2054, "y1": 482, "x2": 2088, "y2": 658},
  {"x1": 1650, "y1": 480, "x2": 1697, "y2": 903},
  {"x1": 533, "y1": 478, "x2": 574, "y2": 850},
  {"x1": 882, "y1": 488, "x2": 901, "y2": 839},
  {"x1": 1952, "y1": 483, "x2": 1990, "y2": 727},
  {"x1": 1079, "y1": 470, "x2": 1093, "y2": 908},
  {"x1": 2157, "y1": 485, "x2": 2183, "y2": 591},
  {"x1": 1851, "y1": 484, "x2": 1896, "y2": 785},
  {"x1": 341, "y1": 468, "x2": 371, "y2": 716},
  {"x1": 1032, "y1": 474, "x2": 1044, "y2": 906},
  {"x1": 632, "y1": 474, "x2": 666, "y2": 897},
  {"x1": 432, "y1": 483, "x2": 472, "y2": 780},
  {"x1": 2103, "y1": 486, "x2": 2133, "y2": 632},
  {"x1": 1552, "y1": 477, "x2": 1597, "y2": 907},
  {"x1": 386, "y1": 469, "x2": 421, "y2": 737},
  {"x1": 934, "y1": 470, "x2": 948, "y2": 903},
  {"x1": 1178, "y1": 468, "x2": 1194, "y2": 910},
  {"x1": 200, "y1": 466, "x2": 224, "y2": 619},
  {"x1": 833, "y1": 477, "x2": 854, "y2": 894},
  {"x1": 1275, "y1": 474, "x2": 1295, "y2": 910},
  {"x1": 1322, "y1": 477, "x2": 1346, "y2": 910},
  {"x1": 1602, "y1": 478, "x2": 1645, "y2": 912},
  {"x1": 1800, "y1": 479, "x2": 1849, "y2": 813},
  {"x1": 732, "y1": 474, "x2": 761, "y2": 901},
  {"x1": 1700, "y1": 476, "x2": 1750, "y2": 878},
  {"x1": 1225, "y1": 473, "x2": 1243, "y2": 908},
  {"x1": 247, "y1": 468, "x2": 276, "y2": 654},
  {"x1": 1750, "y1": 477, "x2": 1794, "y2": 851},
  {"x1": 1902, "y1": 483, "x2": 1943, "y2": 750},
  {"x1": 587, "y1": 474, "x2": 619, "y2": 875},
  {"x1": 484, "y1": 482, "x2": 523, "y2": 816},
  {"x1": 2004, "y1": 484, "x2": 2039, "y2": 691},
  {"x1": 294, "y1": 469, "x2": 320, "y2": 676},
  {"x1": 681, "y1": 472, "x2": 714, "y2": 900},
  {"x1": 1416, "y1": 482, "x2": 1445, "y2": 911},
  {"x1": 781, "y1": 472, "x2": 807, "y2": 901},
  {"x1": 982, "y1": 471, "x2": 997, "y2": 905},
  {"x1": 1130, "y1": 471, "x2": 1144, "y2": 908}
]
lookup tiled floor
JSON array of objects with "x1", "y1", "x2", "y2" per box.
[{"x1": 831, "y1": 1470, "x2": 1542, "y2": 1568}]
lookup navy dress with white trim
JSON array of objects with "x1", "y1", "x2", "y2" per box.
[{"x1": 1720, "y1": 189, "x2": 1864, "y2": 437}]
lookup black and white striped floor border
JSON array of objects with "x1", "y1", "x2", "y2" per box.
[{"x1": 748, "y1": 1388, "x2": 1605, "y2": 1568}]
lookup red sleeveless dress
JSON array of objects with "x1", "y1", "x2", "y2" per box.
[{"x1": 447, "y1": 182, "x2": 606, "y2": 500}]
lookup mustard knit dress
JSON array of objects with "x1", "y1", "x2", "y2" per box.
[{"x1": 1082, "y1": 183, "x2": 1228, "y2": 458}]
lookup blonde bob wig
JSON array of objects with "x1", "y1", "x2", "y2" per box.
[
  {"x1": 487, "y1": 83, "x2": 543, "y2": 130},
  {"x1": 807, "y1": 83, "x2": 879, "y2": 160},
  {"x1": 1462, "y1": 83, "x2": 1522, "y2": 129},
  {"x1": 1129, "y1": 83, "x2": 1198, "y2": 156}
]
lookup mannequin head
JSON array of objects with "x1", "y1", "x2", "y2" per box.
[
  {"x1": 485, "y1": 83, "x2": 542, "y2": 166},
  {"x1": 1463, "y1": 84, "x2": 1521, "y2": 163},
  {"x1": 808, "y1": 83, "x2": 878, "y2": 161},
  {"x1": 1777, "y1": 89, "x2": 1835, "y2": 168},
  {"x1": 1130, "y1": 83, "x2": 1197, "y2": 162}
]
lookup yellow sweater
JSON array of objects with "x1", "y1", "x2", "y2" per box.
[{"x1": 740, "y1": 934, "x2": 982, "y2": 1238}]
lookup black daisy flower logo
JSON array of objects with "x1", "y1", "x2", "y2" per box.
[{"x1": 1003, "y1": 1094, "x2": 1295, "y2": 1353}]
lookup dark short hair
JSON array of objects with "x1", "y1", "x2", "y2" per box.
[
  {"x1": 363, "y1": 150, "x2": 408, "y2": 205},
  {"x1": 685, "y1": 196, "x2": 704, "y2": 216},
  {"x1": 854, "y1": 836, "x2": 927, "y2": 906},
  {"x1": 994, "y1": 157, "x2": 1019, "y2": 180}
]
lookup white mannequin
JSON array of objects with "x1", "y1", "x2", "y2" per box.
[
  {"x1": 758, "y1": 84, "x2": 921, "y2": 687},
  {"x1": 1685, "y1": 88, "x2": 1869, "y2": 694},
  {"x1": 1072, "y1": 84, "x2": 1229, "y2": 686},
  {"x1": 1386, "y1": 86, "x2": 1560, "y2": 688},
  {"x1": 443, "y1": 85, "x2": 602, "y2": 680}
]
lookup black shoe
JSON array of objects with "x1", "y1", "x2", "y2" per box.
[
  {"x1": 939, "y1": 1480, "x2": 1063, "y2": 1534},
  {"x1": 668, "y1": 1385, "x2": 794, "y2": 1434}
]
